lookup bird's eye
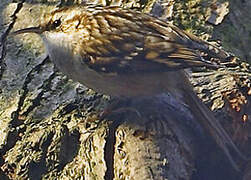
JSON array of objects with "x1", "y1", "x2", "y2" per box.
[{"x1": 52, "y1": 19, "x2": 61, "y2": 28}]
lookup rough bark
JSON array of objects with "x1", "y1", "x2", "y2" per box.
[{"x1": 0, "y1": 0, "x2": 250, "y2": 180}]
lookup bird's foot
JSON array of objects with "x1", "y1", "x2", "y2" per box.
[{"x1": 99, "y1": 97, "x2": 141, "y2": 120}]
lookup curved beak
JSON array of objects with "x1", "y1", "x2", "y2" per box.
[{"x1": 10, "y1": 26, "x2": 44, "y2": 36}]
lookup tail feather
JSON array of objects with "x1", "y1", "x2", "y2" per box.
[{"x1": 180, "y1": 71, "x2": 245, "y2": 171}]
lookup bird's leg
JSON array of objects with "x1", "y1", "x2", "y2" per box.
[
  {"x1": 99, "y1": 97, "x2": 141, "y2": 120},
  {"x1": 57, "y1": 0, "x2": 79, "y2": 7}
]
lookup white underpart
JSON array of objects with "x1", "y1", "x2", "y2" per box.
[{"x1": 42, "y1": 32, "x2": 79, "y2": 76}]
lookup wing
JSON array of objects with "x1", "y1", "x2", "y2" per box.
[{"x1": 78, "y1": 7, "x2": 227, "y2": 74}]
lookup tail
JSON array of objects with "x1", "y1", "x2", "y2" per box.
[{"x1": 180, "y1": 71, "x2": 246, "y2": 171}]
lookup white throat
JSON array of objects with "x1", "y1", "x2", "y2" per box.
[{"x1": 41, "y1": 31, "x2": 79, "y2": 77}]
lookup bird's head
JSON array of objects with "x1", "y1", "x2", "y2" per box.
[
  {"x1": 11, "y1": 6, "x2": 98, "y2": 56},
  {"x1": 11, "y1": 6, "x2": 93, "y2": 42}
]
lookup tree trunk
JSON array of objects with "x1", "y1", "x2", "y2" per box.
[{"x1": 0, "y1": 1, "x2": 250, "y2": 180}]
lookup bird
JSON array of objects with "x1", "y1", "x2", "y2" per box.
[{"x1": 11, "y1": 4, "x2": 245, "y2": 171}]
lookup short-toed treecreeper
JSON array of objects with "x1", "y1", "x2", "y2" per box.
[{"x1": 12, "y1": 5, "x2": 245, "y2": 171}]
